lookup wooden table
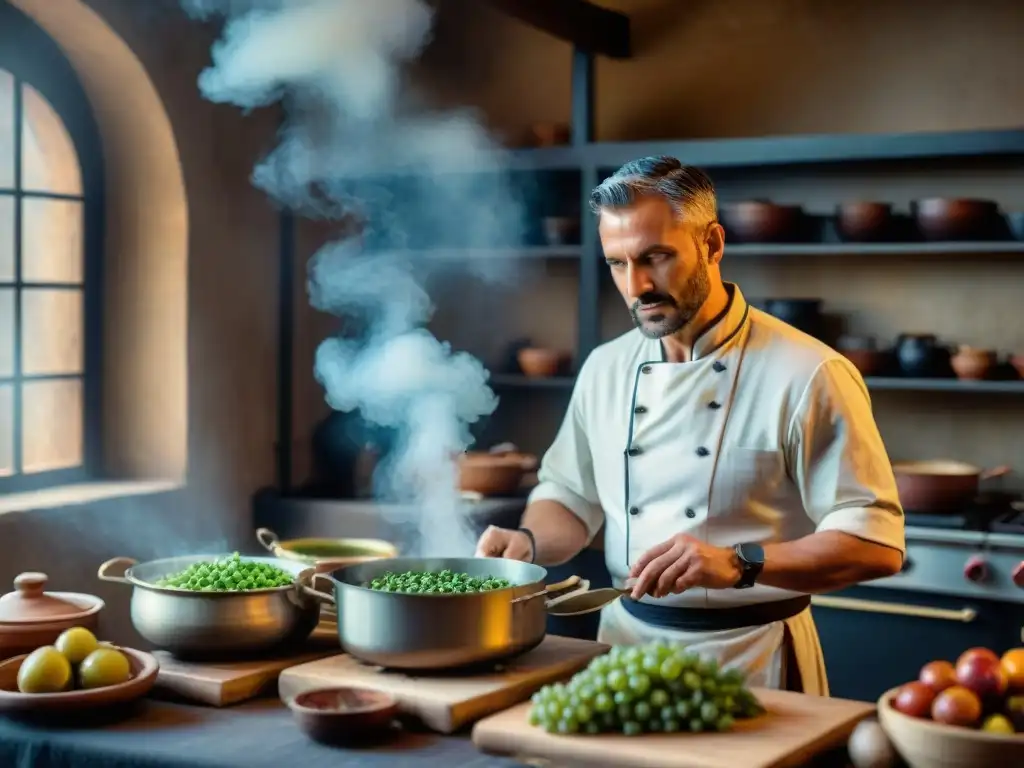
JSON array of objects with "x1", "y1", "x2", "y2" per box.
[{"x1": 0, "y1": 695, "x2": 858, "y2": 768}]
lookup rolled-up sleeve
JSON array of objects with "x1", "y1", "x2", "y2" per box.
[
  {"x1": 526, "y1": 370, "x2": 604, "y2": 542},
  {"x1": 786, "y1": 357, "x2": 905, "y2": 556}
]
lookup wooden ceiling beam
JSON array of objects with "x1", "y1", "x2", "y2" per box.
[{"x1": 482, "y1": 0, "x2": 631, "y2": 59}]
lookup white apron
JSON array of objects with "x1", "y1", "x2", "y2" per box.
[{"x1": 528, "y1": 284, "x2": 905, "y2": 697}]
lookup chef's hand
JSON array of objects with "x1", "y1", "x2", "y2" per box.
[
  {"x1": 628, "y1": 534, "x2": 741, "y2": 599},
  {"x1": 474, "y1": 525, "x2": 534, "y2": 561}
]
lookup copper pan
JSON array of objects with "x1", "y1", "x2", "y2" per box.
[{"x1": 892, "y1": 460, "x2": 1010, "y2": 514}]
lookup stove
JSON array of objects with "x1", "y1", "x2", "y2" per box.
[{"x1": 812, "y1": 493, "x2": 1024, "y2": 702}]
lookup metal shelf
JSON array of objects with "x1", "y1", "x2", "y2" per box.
[
  {"x1": 499, "y1": 127, "x2": 1024, "y2": 173},
  {"x1": 490, "y1": 374, "x2": 576, "y2": 389},
  {"x1": 865, "y1": 377, "x2": 1024, "y2": 394},
  {"x1": 388, "y1": 246, "x2": 582, "y2": 260},
  {"x1": 727, "y1": 241, "x2": 1024, "y2": 257},
  {"x1": 489, "y1": 374, "x2": 1024, "y2": 395}
]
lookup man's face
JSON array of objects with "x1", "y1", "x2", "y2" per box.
[{"x1": 598, "y1": 196, "x2": 723, "y2": 339}]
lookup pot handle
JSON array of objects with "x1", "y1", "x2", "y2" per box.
[
  {"x1": 256, "y1": 527, "x2": 281, "y2": 554},
  {"x1": 97, "y1": 557, "x2": 137, "y2": 585},
  {"x1": 297, "y1": 569, "x2": 336, "y2": 606},
  {"x1": 511, "y1": 575, "x2": 586, "y2": 605},
  {"x1": 980, "y1": 465, "x2": 1011, "y2": 481}
]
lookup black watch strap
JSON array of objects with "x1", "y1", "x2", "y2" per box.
[
  {"x1": 518, "y1": 527, "x2": 537, "y2": 563},
  {"x1": 733, "y1": 542, "x2": 765, "y2": 589}
]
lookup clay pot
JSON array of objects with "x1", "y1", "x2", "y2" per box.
[
  {"x1": 719, "y1": 201, "x2": 805, "y2": 243},
  {"x1": 0, "y1": 573, "x2": 104, "y2": 660},
  {"x1": 841, "y1": 349, "x2": 885, "y2": 377},
  {"x1": 458, "y1": 450, "x2": 537, "y2": 497},
  {"x1": 949, "y1": 346, "x2": 997, "y2": 380},
  {"x1": 517, "y1": 347, "x2": 568, "y2": 378},
  {"x1": 529, "y1": 123, "x2": 570, "y2": 147},
  {"x1": 836, "y1": 201, "x2": 895, "y2": 242},
  {"x1": 911, "y1": 198, "x2": 1001, "y2": 241}
]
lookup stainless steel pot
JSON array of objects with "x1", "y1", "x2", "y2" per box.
[
  {"x1": 304, "y1": 557, "x2": 586, "y2": 670},
  {"x1": 98, "y1": 555, "x2": 330, "y2": 658}
]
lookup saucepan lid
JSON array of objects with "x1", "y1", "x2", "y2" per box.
[{"x1": 0, "y1": 572, "x2": 105, "y2": 625}]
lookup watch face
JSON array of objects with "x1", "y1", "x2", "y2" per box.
[{"x1": 738, "y1": 542, "x2": 765, "y2": 565}]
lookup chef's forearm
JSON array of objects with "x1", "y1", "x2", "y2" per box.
[
  {"x1": 758, "y1": 531, "x2": 903, "y2": 593},
  {"x1": 520, "y1": 500, "x2": 590, "y2": 566}
]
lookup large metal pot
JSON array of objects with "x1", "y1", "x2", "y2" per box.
[
  {"x1": 305, "y1": 557, "x2": 585, "y2": 670},
  {"x1": 98, "y1": 555, "x2": 329, "y2": 658},
  {"x1": 892, "y1": 460, "x2": 1010, "y2": 514}
]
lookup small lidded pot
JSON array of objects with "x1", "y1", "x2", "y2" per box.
[{"x1": 0, "y1": 572, "x2": 104, "y2": 660}]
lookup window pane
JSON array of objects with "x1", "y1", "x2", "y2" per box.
[
  {"x1": 0, "y1": 195, "x2": 12, "y2": 281},
  {"x1": 22, "y1": 377, "x2": 82, "y2": 473},
  {"x1": 21, "y1": 83, "x2": 82, "y2": 196},
  {"x1": 0, "y1": 383, "x2": 11, "y2": 477},
  {"x1": 0, "y1": 288, "x2": 12, "y2": 378},
  {"x1": 0, "y1": 71, "x2": 12, "y2": 189},
  {"x1": 21, "y1": 288, "x2": 82, "y2": 375},
  {"x1": 22, "y1": 198, "x2": 83, "y2": 283}
]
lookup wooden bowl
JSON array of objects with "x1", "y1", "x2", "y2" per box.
[
  {"x1": 517, "y1": 347, "x2": 567, "y2": 378},
  {"x1": 877, "y1": 687, "x2": 1024, "y2": 768},
  {"x1": 912, "y1": 198, "x2": 1001, "y2": 241},
  {"x1": 0, "y1": 645, "x2": 158, "y2": 714},
  {"x1": 287, "y1": 686, "x2": 399, "y2": 745}
]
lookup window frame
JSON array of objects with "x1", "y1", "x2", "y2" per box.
[{"x1": 0, "y1": 2, "x2": 105, "y2": 493}]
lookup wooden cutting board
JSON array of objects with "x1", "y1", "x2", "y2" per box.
[
  {"x1": 152, "y1": 624, "x2": 340, "y2": 707},
  {"x1": 472, "y1": 688, "x2": 876, "y2": 768},
  {"x1": 278, "y1": 635, "x2": 609, "y2": 733}
]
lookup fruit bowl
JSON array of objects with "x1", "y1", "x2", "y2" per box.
[
  {"x1": 0, "y1": 645, "x2": 158, "y2": 714},
  {"x1": 877, "y1": 687, "x2": 1024, "y2": 768}
]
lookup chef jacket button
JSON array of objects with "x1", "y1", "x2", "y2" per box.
[
  {"x1": 633, "y1": 405, "x2": 647, "y2": 415},
  {"x1": 712, "y1": 361, "x2": 726, "y2": 372},
  {"x1": 629, "y1": 506, "x2": 640, "y2": 516},
  {"x1": 708, "y1": 400, "x2": 722, "y2": 410},
  {"x1": 627, "y1": 446, "x2": 642, "y2": 457},
  {"x1": 685, "y1": 508, "x2": 697, "y2": 518},
  {"x1": 641, "y1": 365, "x2": 653, "y2": 374},
  {"x1": 696, "y1": 446, "x2": 710, "y2": 457}
]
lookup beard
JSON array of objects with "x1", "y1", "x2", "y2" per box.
[{"x1": 629, "y1": 253, "x2": 711, "y2": 339}]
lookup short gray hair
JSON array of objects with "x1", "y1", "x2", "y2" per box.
[{"x1": 589, "y1": 156, "x2": 717, "y2": 226}]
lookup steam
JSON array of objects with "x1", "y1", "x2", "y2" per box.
[{"x1": 182, "y1": 0, "x2": 523, "y2": 555}]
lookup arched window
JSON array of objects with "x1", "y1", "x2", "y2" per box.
[{"x1": 0, "y1": 4, "x2": 103, "y2": 493}]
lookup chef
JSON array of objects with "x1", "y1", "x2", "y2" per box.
[{"x1": 475, "y1": 156, "x2": 906, "y2": 695}]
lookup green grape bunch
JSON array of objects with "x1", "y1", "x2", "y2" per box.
[
  {"x1": 528, "y1": 641, "x2": 766, "y2": 737},
  {"x1": 154, "y1": 553, "x2": 295, "y2": 592},
  {"x1": 367, "y1": 569, "x2": 512, "y2": 594}
]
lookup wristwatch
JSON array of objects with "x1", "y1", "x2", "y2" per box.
[{"x1": 733, "y1": 542, "x2": 765, "y2": 589}]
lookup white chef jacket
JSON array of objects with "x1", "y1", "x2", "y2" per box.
[{"x1": 527, "y1": 283, "x2": 905, "y2": 694}]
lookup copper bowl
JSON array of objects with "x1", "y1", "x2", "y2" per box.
[
  {"x1": 950, "y1": 346, "x2": 997, "y2": 381},
  {"x1": 836, "y1": 201, "x2": 895, "y2": 242},
  {"x1": 517, "y1": 347, "x2": 568, "y2": 378},
  {"x1": 719, "y1": 201, "x2": 805, "y2": 244},
  {"x1": 911, "y1": 198, "x2": 1001, "y2": 241}
]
